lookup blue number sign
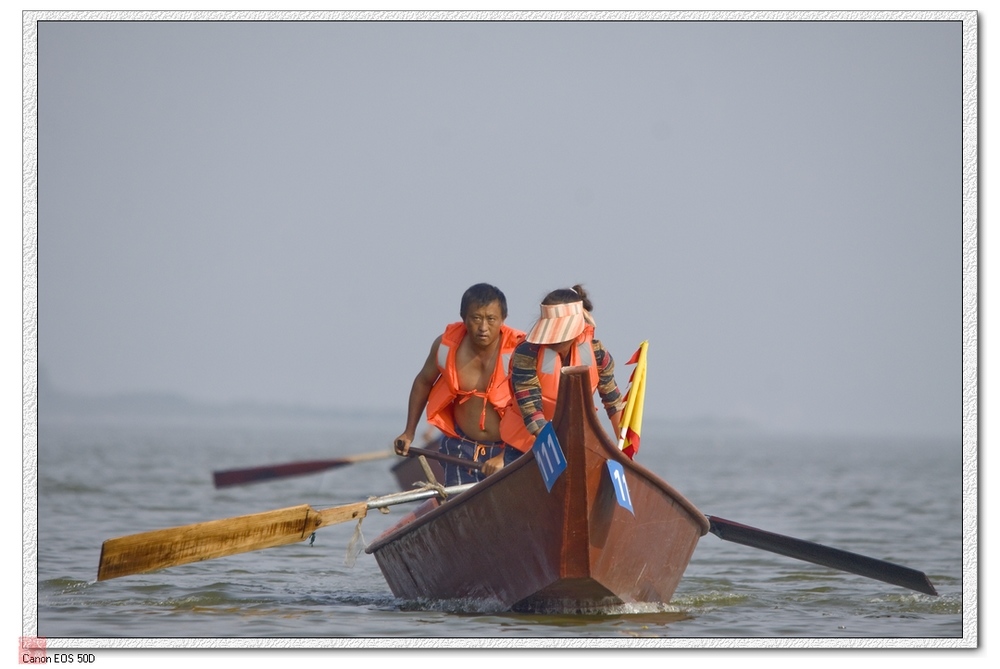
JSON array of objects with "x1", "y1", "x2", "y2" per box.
[
  {"x1": 532, "y1": 422, "x2": 566, "y2": 492},
  {"x1": 606, "y1": 460, "x2": 635, "y2": 514}
]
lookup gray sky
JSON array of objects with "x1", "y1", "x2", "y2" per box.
[{"x1": 32, "y1": 16, "x2": 967, "y2": 438}]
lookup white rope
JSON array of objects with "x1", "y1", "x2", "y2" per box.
[{"x1": 344, "y1": 516, "x2": 366, "y2": 567}]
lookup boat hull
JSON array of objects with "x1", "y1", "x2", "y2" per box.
[{"x1": 366, "y1": 367, "x2": 709, "y2": 613}]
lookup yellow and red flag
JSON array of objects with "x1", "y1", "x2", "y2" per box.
[{"x1": 617, "y1": 340, "x2": 648, "y2": 460}]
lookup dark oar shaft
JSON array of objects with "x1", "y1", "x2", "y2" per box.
[
  {"x1": 707, "y1": 515, "x2": 938, "y2": 596},
  {"x1": 406, "y1": 446, "x2": 484, "y2": 471}
]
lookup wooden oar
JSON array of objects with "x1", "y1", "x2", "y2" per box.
[
  {"x1": 97, "y1": 483, "x2": 474, "y2": 581},
  {"x1": 212, "y1": 449, "x2": 392, "y2": 488},
  {"x1": 707, "y1": 515, "x2": 938, "y2": 596}
]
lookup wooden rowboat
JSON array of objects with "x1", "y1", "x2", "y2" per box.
[
  {"x1": 365, "y1": 366, "x2": 710, "y2": 613},
  {"x1": 95, "y1": 365, "x2": 938, "y2": 599}
]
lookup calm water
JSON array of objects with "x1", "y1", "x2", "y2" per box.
[{"x1": 30, "y1": 412, "x2": 968, "y2": 654}]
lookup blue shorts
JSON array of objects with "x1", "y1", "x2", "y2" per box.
[
  {"x1": 503, "y1": 445, "x2": 525, "y2": 467},
  {"x1": 437, "y1": 428, "x2": 507, "y2": 486}
]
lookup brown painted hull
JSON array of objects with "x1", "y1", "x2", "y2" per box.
[{"x1": 366, "y1": 367, "x2": 709, "y2": 613}]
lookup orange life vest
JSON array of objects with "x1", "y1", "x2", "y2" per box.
[
  {"x1": 425, "y1": 322, "x2": 525, "y2": 439},
  {"x1": 499, "y1": 325, "x2": 601, "y2": 452}
]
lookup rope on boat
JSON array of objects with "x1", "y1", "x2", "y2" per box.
[
  {"x1": 409, "y1": 479, "x2": 452, "y2": 498},
  {"x1": 340, "y1": 480, "x2": 458, "y2": 567},
  {"x1": 344, "y1": 517, "x2": 366, "y2": 567}
]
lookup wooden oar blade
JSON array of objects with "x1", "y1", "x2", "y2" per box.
[
  {"x1": 707, "y1": 516, "x2": 938, "y2": 596},
  {"x1": 97, "y1": 501, "x2": 367, "y2": 581},
  {"x1": 97, "y1": 483, "x2": 474, "y2": 582}
]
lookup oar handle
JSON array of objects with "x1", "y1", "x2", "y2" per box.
[
  {"x1": 313, "y1": 483, "x2": 477, "y2": 528},
  {"x1": 404, "y1": 445, "x2": 485, "y2": 471},
  {"x1": 364, "y1": 482, "x2": 477, "y2": 510}
]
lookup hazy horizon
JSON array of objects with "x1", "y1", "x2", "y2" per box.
[{"x1": 33, "y1": 16, "x2": 968, "y2": 440}]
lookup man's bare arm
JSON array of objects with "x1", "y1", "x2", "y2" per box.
[{"x1": 394, "y1": 337, "x2": 443, "y2": 455}]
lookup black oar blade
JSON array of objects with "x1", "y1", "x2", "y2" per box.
[
  {"x1": 213, "y1": 460, "x2": 351, "y2": 488},
  {"x1": 707, "y1": 515, "x2": 938, "y2": 597}
]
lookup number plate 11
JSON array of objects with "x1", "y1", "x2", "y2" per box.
[
  {"x1": 532, "y1": 422, "x2": 566, "y2": 492},
  {"x1": 606, "y1": 460, "x2": 635, "y2": 514}
]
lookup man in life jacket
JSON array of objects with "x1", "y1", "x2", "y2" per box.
[
  {"x1": 499, "y1": 285, "x2": 625, "y2": 464},
  {"x1": 393, "y1": 283, "x2": 526, "y2": 485}
]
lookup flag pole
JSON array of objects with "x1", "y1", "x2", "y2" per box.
[{"x1": 617, "y1": 340, "x2": 648, "y2": 458}]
